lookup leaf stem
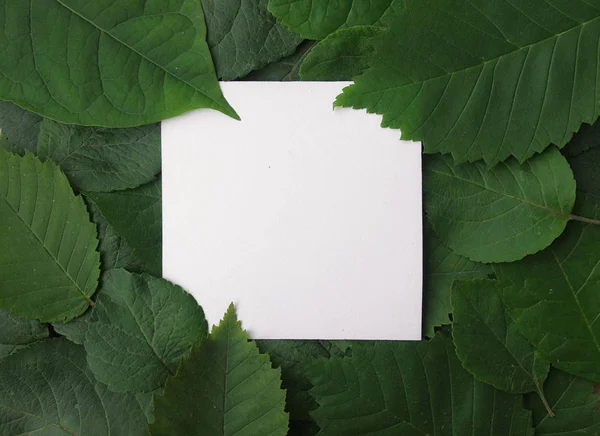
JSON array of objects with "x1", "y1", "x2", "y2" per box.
[
  {"x1": 537, "y1": 388, "x2": 555, "y2": 418},
  {"x1": 568, "y1": 214, "x2": 600, "y2": 226}
]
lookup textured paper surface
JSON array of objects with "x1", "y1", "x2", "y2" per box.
[{"x1": 162, "y1": 82, "x2": 422, "y2": 340}]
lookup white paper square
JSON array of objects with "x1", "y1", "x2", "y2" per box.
[{"x1": 162, "y1": 82, "x2": 422, "y2": 340}]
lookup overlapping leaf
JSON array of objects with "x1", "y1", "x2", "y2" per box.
[
  {"x1": 243, "y1": 41, "x2": 315, "y2": 81},
  {"x1": 0, "y1": 308, "x2": 48, "y2": 360},
  {"x1": 151, "y1": 305, "x2": 288, "y2": 436},
  {"x1": 0, "y1": 150, "x2": 99, "y2": 322},
  {"x1": 424, "y1": 147, "x2": 576, "y2": 262},
  {"x1": 334, "y1": 0, "x2": 600, "y2": 165},
  {"x1": 37, "y1": 120, "x2": 161, "y2": 192},
  {"x1": 0, "y1": 101, "x2": 42, "y2": 154},
  {"x1": 308, "y1": 334, "x2": 533, "y2": 435},
  {"x1": 84, "y1": 269, "x2": 207, "y2": 393},
  {"x1": 563, "y1": 120, "x2": 600, "y2": 157},
  {"x1": 0, "y1": 0, "x2": 236, "y2": 127},
  {"x1": 0, "y1": 339, "x2": 148, "y2": 434}
]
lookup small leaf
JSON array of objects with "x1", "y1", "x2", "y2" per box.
[
  {"x1": 335, "y1": 1, "x2": 600, "y2": 165},
  {"x1": 151, "y1": 305, "x2": 288, "y2": 436},
  {"x1": 496, "y1": 200, "x2": 600, "y2": 382},
  {"x1": 37, "y1": 120, "x2": 160, "y2": 192},
  {"x1": 84, "y1": 269, "x2": 207, "y2": 393},
  {"x1": 308, "y1": 334, "x2": 533, "y2": 435},
  {"x1": 0, "y1": 307, "x2": 48, "y2": 360},
  {"x1": 525, "y1": 368, "x2": 600, "y2": 435},
  {"x1": 203, "y1": 0, "x2": 302, "y2": 80},
  {"x1": 0, "y1": 150, "x2": 100, "y2": 322},
  {"x1": 243, "y1": 40, "x2": 315, "y2": 82},
  {"x1": 0, "y1": 101, "x2": 42, "y2": 154},
  {"x1": 300, "y1": 26, "x2": 383, "y2": 81},
  {"x1": 0, "y1": 338, "x2": 148, "y2": 435},
  {"x1": 267, "y1": 0, "x2": 400, "y2": 40},
  {"x1": 86, "y1": 178, "x2": 162, "y2": 276},
  {"x1": 423, "y1": 222, "x2": 492, "y2": 337},
  {"x1": 452, "y1": 280, "x2": 550, "y2": 397},
  {"x1": 0, "y1": 0, "x2": 236, "y2": 127},
  {"x1": 424, "y1": 147, "x2": 576, "y2": 263}
]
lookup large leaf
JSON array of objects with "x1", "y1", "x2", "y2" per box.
[
  {"x1": 0, "y1": 307, "x2": 48, "y2": 360},
  {"x1": 452, "y1": 280, "x2": 550, "y2": 400},
  {"x1": 423, "y1": 222, "x2": 492, "y2": 337},
  {"x1": 37, "y1": 120, "x2": 160, "y2": 192},
  {"x1": 151, "y1": 305, "x2": 288, "y2": 436},
  {"x1": 525, "y1": 369, "x2": 600, "y2": 435},
  {"x1": 0, "y1": 101, "x2": 42, "y2": 154},
  {"x1": 267, "y1": 0, "x2": 399, "y2": 40},
  {"x1": 424, "y1": 147, "x2": 576, "y2": 262},
  {"x1": 84, "y1": 269, "x2": 207, "y2": 393},
  {"x1": 0, "y1": 0, "x2": 236, "y2": 127},
  {"x1": 243, "y1": 40, "x2": 315, "y2": 81},
  {"x1": 495, "y1": 200, "x2": 600, "y2": 382},
  {"x1": 203, "y1": 0, "x2": 302, "y2": 80},
  {"x1": 0, "y1": 338, "x2": 148, "y2": 435},
  {"x1": 86, "y1": 178, "x2": 162, "y2": 276},
  {"x1": 308, "y1": 334, "x2": 533, "y2": 435},
  {"x1": 0, "y1": 150, "x2": 99, "y2": 322},
  {"x1": 335, "y1": 0, "x2": 600, "y2": 165}
]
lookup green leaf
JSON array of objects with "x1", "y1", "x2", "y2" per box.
[
  {"x1": 308, "y1": 334, "x2": 533, "y2": 435},
  {"x1": 0, "y1": 307, "x2": 48, "y2": 360},
  {"x1": 84, "y1": 269, "x2": 207, "y2": 393},
  {"x1": 423, "y1": 222, "x2": 492, "y2": 337},
  {"x1": 267, "y1": 0, "x2": 400, "y2": 40},
  {"x1": 53, "y1": 309, "x2": 91, "y2": 345},
  {"x1": 424, "y1": 147, "x2": 576, "y2": 263},
  {"x1": 300, "y1": 26, "x2": 383, "y2": 81},
  {"x1": 569, "y1": 147, "x2": 600, "y2": 202},
  {"x1": 0, "y1": 338, "x2": 148, "y2": 435},
  {"x1": 563, "y1": 120, "x2": 600, "y2": 157},
  {"x1": 0, "y1": 0, "x2": 236, "y2": 127},
  {"x1": 0, "y1": 150, "x2": 100, "y2": 322},
  {"x1": 37, "y1": 120, "x2": 160, "y2": 192},
  {"x1": 495, "y1": 200, "x2": 600, "y2": 383},
  {"x1": 86, "y1": 178, "x2": 162, "y2": 276},
  {"x1": 151, "y1": 304, "x2": 288, "y2": 436},
  {"x1": 525, "y1": 369, "x2": 600, "y2": 435},
  {"x1": 243, "y1": 40, "x2": 315, "y2": 81},
  {"x1": 203, "y1": 0, "x2": 302, "y2": 80},
  {"x1": 335, "y1": 1, "x2": 600, "y2": 165},
  {"x1": 0, "y1": 101, "x2": 42, "y2": 154},
  {"x1": 452, "y1": 280, "x2": 550, "y2": 398}
]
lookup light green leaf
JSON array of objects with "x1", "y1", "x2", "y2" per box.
[
  {"x1": 243, "y1": 40, "x2": 315, "y2": 81},
  {"x1": 423, "y1": 222, "x2": 492, "y2": 337},
  {"x1": 336, "y1": 0, "x2": 600, "y2": 165},
  {"x1": 0, "y1": 101, "x2": 42, "y2": 154},
  {"x1": 0, "y1": 150, "x2": 99, "y2": 322},
  {"x1": 495, "y1": 200, "x2": 600, "y2": 382},
  {"x1": 452, "y1": 280, "x2": 550, "y2": 398},
  {"x1": 151, "y1": 304, "x2": 288, "y2": 436},
  {"x1": 0, "y1": 307, "x2": 48, "y2": 360},
  {"x1": 84, "y1": 269, "x2": 207, "y2": 393},
  {"x1": 203, "y1": 0, "x2": 302, "y2": 80},
  {"x1": 0, "y1": 338, "x2": 148, "y2": 435},
  {"x1": 424, "y1": 147, "x2": 576, "y2": 263},
  {"x1": 37, "y1": 120, "x2": 160, "y2": 192},
  {"x1": 309, "y1": 334, "x2": 533, "y2": 435},
  {"x1": 300, "y1": 26, "x2": 383, "y2": 81},
  {"x1": 525, "y1": 369, "x2": 600, "y2": 435},
  {"x1": 267, "y1": 0, "x2": 400, "y2": 40},
  {"x1": 86, "y1": 178, "x2": 161, "y2": 276},
  {"x1": 0, "y1": 0, "x2": 236, "y2": 127}
]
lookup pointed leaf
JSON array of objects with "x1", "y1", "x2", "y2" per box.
[
  {"x1": 424, "y1": 147, "x2": 576, "y2": 263},
  {"x1": 0, "y1": 307, "x2": 48, "y2": 360},
  {"x1": 0, "y1": 150, "x2": 99, "y2": 322},
  {"x1": 452, "y1": 279, "x2": 549, "y2": 396},
  {"x1": 0, "y1": 339, "x2": 148, "y2": 435},
  {"x1": 336, "y1": 0, "x2": 600, "y2": 165},
  {"x1": 0, "y1": 101, "x2": 42, "y2": 154},
  {"x1": 308, "y1": 334, "x2": 533, "y2": 435},
  {"x1": 151, "y1": 305, "x2": 288, "y2": 436},
  {"x1": 0, "y1": 0, "x2": 236, "y2": 127},
  {"x1": 495, "y1": 200, "x2": 600, "y2": 382},
  {"x1": 37, "y1": 120, "x2": 160, "y2": 192},
  {"x1": 84, "y1": 269, "x2": 207, "y2": 393}
]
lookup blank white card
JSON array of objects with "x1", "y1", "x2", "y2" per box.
[{"x1": 162, "y1": 82, "x2": 422, "y2": 340}]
